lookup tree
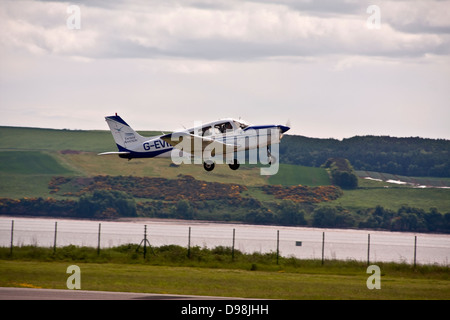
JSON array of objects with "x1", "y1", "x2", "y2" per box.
[
  {"x1": 425, "y1": 208, "x2": 443, "y2": 232},
  {"x1": 171, "y1": 199, "x2": 195, "y2": 219},
  {"x1": 391, "y1": 206, "x2": 427, "y2": 232},
  {"x1": 245, "y1": 208, "x2": 274, "y2": 224},
  {"x1": 332, "y1": 170, "x2": 358, "y2": 189},
  {"x1": 277, "y1": 200, "x2": 307, "y2": 226},
  {"x1": 322, "y1": 158, "x2": 358, "y2": 189},
  {"x1": 312, "y1": 206, "x2": 337, "y2": 227},
  {"x1": 77, "y1": 190, "x2": 136, "y2": 218},
  {"x1": 280, "y1": 135, "x2": 450, "y2": 178}
]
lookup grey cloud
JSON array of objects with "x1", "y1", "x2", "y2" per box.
[
  {"x1": 245, "y1": 0, "x2": 366, "y2": 15},
  {"x1": 4, "y1": 0, "x2": 450, "y2": 61}
]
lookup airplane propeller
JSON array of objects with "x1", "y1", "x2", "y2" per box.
[{"x1": 279, "y1": 119, "x2": 291, "y2": 140}]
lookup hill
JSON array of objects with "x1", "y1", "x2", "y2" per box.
[
  {"x1": 1, "y1": 126, "x2": 449, "y2": 233},
  {"x1": 2, "y1": 126, "x2": 448, "y2": 177},
  {"x1": 0, "y1": 126, "x2": 162, "y2": 153}
]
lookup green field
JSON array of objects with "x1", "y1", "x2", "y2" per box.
[
  {"x1": 0, "y1": 150, "x2": 75, "y2": 199},
  {"x1": 3, "y1": 261, "x2": 448, "y2": 299},
  {"x1": 0, "y1": 126, "x2": 162, "y2": 153},
  {"x1": 0, "y1": 126, "x2": 114, "y2": 152},
  {"x1": 268, "y1": 163, "x2": 330, "y2": 186},
  {"x1": 356, "y1": 170, "x2": 450, "y2": 188},
  {"x1": 331, "y1": 186, "x2": 450, "y2": 213},
  {"x1": 1, "y1": 246, "x2": 449, "y2": 299},
  {"x1": 0, "y1": 151, "x2": 73, "y2": 175}
]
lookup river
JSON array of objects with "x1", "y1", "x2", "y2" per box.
[{"x1": 1, "y1": 216, "x2": 449, "y2": 265}]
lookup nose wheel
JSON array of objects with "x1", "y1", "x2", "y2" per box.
[
  {"x1": 203, "y1": 161, "x2": 215, "y2": 172},
  {"x1": 228, "y1": 159, "x2": 240, "y2": 170}
]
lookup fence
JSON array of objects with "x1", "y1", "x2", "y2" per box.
[{"x1": 1, "y1": 217, "x2": 449, "y2": 266}]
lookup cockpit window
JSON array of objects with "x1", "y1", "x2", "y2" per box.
[
  {"x1": 234, "y1": 121, "x2": 249, "y2": 130},
  {"x1": 202, "y1": 126, "x2": 213, "y2": 136},
  {"x1": 189, "y1": 120, "x2": 249, "y2": 136},
  {"x1": 215, "y1": 122, "x2": 234, "y2": 134}
]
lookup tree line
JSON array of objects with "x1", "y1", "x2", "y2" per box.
[
  {"x1": 1, "y1": 194, "x2": 449, "y2": 233},
  {"x1": 0, "y1": 191, "x2": 136, "y2": 220},
  {"x1": 280, "y1": 135, "x2": 450, "y2": 177}
]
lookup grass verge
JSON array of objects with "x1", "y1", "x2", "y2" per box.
[{"x1": 0, "y1": 245, "x2": 449, "y2": 299}]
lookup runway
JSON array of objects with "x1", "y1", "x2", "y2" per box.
[{"x1": 0, "y1": 287, "x2": 242, "y2": 300}]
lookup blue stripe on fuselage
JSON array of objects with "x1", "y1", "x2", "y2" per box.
[{"x1": 244, "y1": 125, "x2": 277, "y2": 131}]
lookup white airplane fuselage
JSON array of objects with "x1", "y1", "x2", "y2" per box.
[{"x1": 100, "y1": 115, "x2": 290, "y2": 172}]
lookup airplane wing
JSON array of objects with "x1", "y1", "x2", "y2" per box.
[{"x1": 160, "y1": 132, "x2": 239, "y2": 156}]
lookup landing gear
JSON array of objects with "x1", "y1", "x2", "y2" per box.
[
  {"x1": 228, "y1": 159, "x2": 240, "y2": 170},
  {"x1": 203, "y1": 159, "x2": 240, "y2": 171},
  {"x1": 203, "y1": 160, "x2": 215, "y2": 172},
  {"x1": 267, "y1": 149, "x2": 276, "y2": 165}
]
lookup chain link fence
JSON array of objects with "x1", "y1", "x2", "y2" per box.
[{"x1": 1, "y1": 217, "x2": 449, "y2": 266}]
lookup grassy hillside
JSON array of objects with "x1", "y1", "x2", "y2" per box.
[
  {"x1": 268, "y1": 164, "x2": 330, "y2": 186},
  {"x1": 0, "y1": 150, "x2": 75, "y2": 199},
  {"x1": 0, "y1": 151, "x2": 72, "y2": 175},
  {"x1": 0, "y1": 125, "x2": 332, "y2": 195},
  {"x1": 0, "y1": 126, "x2": 115, "y2": 152},
  {"x1": 56, "y1": 152, "x2": 270, "y2": 186},
  {"x1": 330, "y1": 186, "x2": 450, "y2": 213},
  {"x1": 0, "y1": 126, "x2": 162, "y2": 153},
  {"x1": 1, "y1": 126, "x2": 449, "y2": 218}
]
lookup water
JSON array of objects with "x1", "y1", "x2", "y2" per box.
[{"x1": 1, "y1": 216, "x2": 449, "y2": 266}]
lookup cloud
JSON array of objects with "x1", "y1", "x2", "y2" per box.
[
  {"x1": 381, "y1": 0, "x2": 450, "y2": 34},
  {"x1": 0, "y1": 1, "x2": 98, "y2": 57},
  {"x1": 0, "y1": 0, "x2": 449, "y2": 140},
  {"x1": 1, "y1": 0, "x2": 449, "y2": 61}
]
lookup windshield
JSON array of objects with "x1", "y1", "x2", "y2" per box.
[{"x1": 234, "y1": 120, "x2": 249, "y2": 130}]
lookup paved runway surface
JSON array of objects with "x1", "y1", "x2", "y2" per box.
[{"x1": 0, "y1": 287, "x2": 241, "y2": 300}]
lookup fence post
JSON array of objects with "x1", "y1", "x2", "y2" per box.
[
  {"x1": 136, "y1": 224, "x2": 152, "y2": 259},
  {"x1": 53, "y1": 222, "x2": 58, "y2": 253},
  {"x1": 187, "y1": 227, "x2": 191, "y2": 259},
  {"x1": 10, "y1": 220, "x2": 14, "y2": 256},
  {"x1": 97, "y1": 223, "x2": 101, "y2": 256},
  {"x1": 414, "y1": 236, "x2": 417, "y2": 268},
  {"x1": 276, "y1": 230, "x2": 279, "y2": 265},
  {"x1": 367, "y1": 233, "x2": 371, "y2": 265},
  {"x1": 232, "y1": 228, "x2": 235, "y2": 261},
  {"x1": 321, "y1": 232, "x2": 325, "y2": 265},
  {"x1": 143, "y1": 225, "x2": 147, "y2": 259}
]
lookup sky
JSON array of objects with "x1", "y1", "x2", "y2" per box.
[{"x1": 0, "y1": 0, "x2": 449, "y2": 140}]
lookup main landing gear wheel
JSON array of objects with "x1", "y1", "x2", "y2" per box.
[
  {"x1": 267, "y1": 150, "x2": 277, "y2": 165},
  {"x1": 228, "y1": 159, "x2": 240, "y2": 170},
  {"x1": 203, "y1": 161, "x2": 215, "y2": 172},
  {"x1": 268, "y1": 155, "x2": 277, "y2": 165}
]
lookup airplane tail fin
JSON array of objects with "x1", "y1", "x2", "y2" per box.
[{"x1": 104, "y1": 114, "x2": 148, "y2": 152}]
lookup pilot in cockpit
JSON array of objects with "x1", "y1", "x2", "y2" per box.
[{"x1": 217, "y1": 122, "x2": 233, "y2": 133}]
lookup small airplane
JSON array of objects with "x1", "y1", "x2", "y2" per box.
[{"x1": 99, "y1": 113, "x2": 290, "y2": 172}]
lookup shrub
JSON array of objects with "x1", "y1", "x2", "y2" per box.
[
  {"x1": 77, "y1": 190, "x2": 137, "y2": 218},
  {"x1": 323, "y1": 158, "x2": 358, "y2": 189}
]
